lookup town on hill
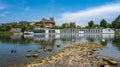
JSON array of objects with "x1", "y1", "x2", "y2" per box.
[{"x1": 0, "y1": 15, "x2": 120, "y2": 35}]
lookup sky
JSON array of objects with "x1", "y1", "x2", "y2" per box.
[{"x1": 0, "y1": 0, "x2": 120, "y2": 26}]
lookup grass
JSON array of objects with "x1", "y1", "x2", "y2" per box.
[{"x1": 0, "y1": 31, "x2": 13, "y2": 35}]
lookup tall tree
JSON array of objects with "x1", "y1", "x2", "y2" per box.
[
  {"x1": 69, "y1": 22, "x2": 76, "y2": 28},
  {"x1": 76, "y1": 25, "x2": 81, "y2": 29},
  {"x1": 100, "y1": 19, "x2": 107, "y2": 28},
  {"x1": 61, "y1": 23, "x2": 69, "y2": 28},
  {"x1": 106, "y1": 23, "x2": 112, "y2": 28},
  {"x1": 88, "y1": 20, "x2": 94, "y2": 28},
  {"x1": 112, "y1": 15, "x2": 120, "y2": 29}
]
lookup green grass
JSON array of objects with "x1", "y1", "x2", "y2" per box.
[{"x1": 0, "y1": 31, "x2": 13, "y2": 35}]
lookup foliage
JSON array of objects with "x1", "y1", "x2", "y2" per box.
[
  {"x1": 36, "y1": 21, "x2": 42, "y2": 24},
  {"x1": 0, "y1": 24, "x2": 11, "y2": 31},
  {"x1": 61, "y1": 23, "x2": 69, "y2": 28},
  {"x1": 40, "y1": 24, "x2": 44, "y2": 28},
  {"x1": 106, "y1": 23, "x2": 112, "y2": 28},
  {"x1": 76, "y1": 25, "x2": 81, "y2": 29},
  {"x1": 0, "y1": 32, "x2": 13, "y2": 35},
  {"x1": 112, "y1": 15, "x2": 120, "y2": 29},
  {"x1": 88, "y1": 20, "x2": 94, "y2": 28},
  {"x1": 94, "y1": 24, "x2": 100, "y2": 28},
  {"x1": 26, "y1": 25, "x2": 34, "y2": 30},
  {"x1": 21, "y1": 26, "x2": 27, "y2": 32},
  {"x1": 100, "y1": 19, "x2": 107, "y2": 28},
  {"x1": 52, "y1": 22, "x2": 55, "y2": 25},
  {"x1": 69, "y1": 22, "x2": 76, "y2": 28},
  {"x1": 51, "y1": 26, "x2": 61, "y2": 29}
]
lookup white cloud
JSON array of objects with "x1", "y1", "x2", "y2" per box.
[
  {"x1": 0, "y1": 11, "x2": 10, "y2": 17},
  {"x1": 25, "y1": 6, "x2": 30, "y2": 11},
  {"x1": 56, "y1": 3, "x2": 120, "y2": 27}
]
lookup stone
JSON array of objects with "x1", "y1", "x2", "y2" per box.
[
  {"x1": 27, "y1": 49, "x2": 32, "y2": 52},
  {"x1": 26, "y1": 54, "x2": 31, "y2": 57},
  {"x1": 27, "y1": 43, "x2": 113, "y2": 67},
  {"x1": 33, "y1": 54, "x2": 39, "y2": 58},
  {"x1": 35, "y1": 50, "x2": 41, "y2": 53},
  {"x1": 57, "y1": 45, "x2": 61, "y2": 48}
]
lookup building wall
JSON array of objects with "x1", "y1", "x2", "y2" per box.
[{"x1": 102, "y1": 28, "x2": 114, "y2": 34}]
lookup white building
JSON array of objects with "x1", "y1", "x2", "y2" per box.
[{"x1": 102, "y1": 28, "x2": 114, "y2": 34}]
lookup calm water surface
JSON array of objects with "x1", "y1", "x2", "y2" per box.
[{"x1": 0, "y1": 34, "x2": 120, "y2": 67}]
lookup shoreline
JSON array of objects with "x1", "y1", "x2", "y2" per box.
[{"x1": 27, "y1": 42, "x2": 117, "y2": 67}]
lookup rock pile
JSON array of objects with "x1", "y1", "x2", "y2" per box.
[{"x1": 27, "y1": 43, "x2": 116, "y2": 67}]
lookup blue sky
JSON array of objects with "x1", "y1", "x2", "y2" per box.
[{"x1": 0, "y1": 0, "x2": 120, "y2": 26}]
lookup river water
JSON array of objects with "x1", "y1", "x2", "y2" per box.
[{"x1": 0, "y1": 34, "x2": 120, "y2": 67}]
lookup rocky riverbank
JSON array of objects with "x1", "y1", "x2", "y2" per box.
[{"x1": 27, "y1": 43, "x2": 116, "y2": 67}]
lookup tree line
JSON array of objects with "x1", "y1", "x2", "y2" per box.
[
  {"x1": 0, "y1": 15, "x2": 120, "y2": 32},
  {"x1": 59, "y1": 15, "x2": 120, "y2": 29}
]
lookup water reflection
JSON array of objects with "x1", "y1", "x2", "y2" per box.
[
  {"x1": 0, "y1": 34, "x2": 120, "y2": 67},
  {"x1": 112, "y1": 35, "x2": 120, "y2": 51}
]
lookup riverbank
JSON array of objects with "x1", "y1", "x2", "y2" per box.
[
  {"x1": 0, "y1": 31, "x2": 13, "y2": 35},
  {"x1": 27, "y1": 43, "x2": 116, "y2": 67}
]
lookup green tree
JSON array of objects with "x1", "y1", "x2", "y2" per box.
[
  {"x1": 0, "y1": 24, "x2": 11, "y2": 31},
  {"x1": 27, "y1": 25, "x2": 34, "y2": 30},
  {"x1": 76, "y1": 25, "x2": 81, "y2": 29},
  {"x1": 51, "y1": 26, "x2": 61, "y2": 29},
  {"x1": 21, "y1": 26, "x2": 26, "y2": 32},
  {"x1": 100, "y1": 19, "x2": 107, "y2": 28},
  {"x1": 106, "y1": 23, "x2": 112, "y2": 28},
  {"x1": 61, "y1": 23, "x2": 69, "y2": 29},
  {"x1": 94, "y1": 24, "x2": 100, "y2": 28},
  {"x1": 112, "y1": 15, "x2": 120, "y2": 29},
  {"x1": 52, "y1": 22, "x2": 55, "y2": 26},
  {"x1": 40, "y1": 24, "x2": 44, "y2": 28},
  {"x1": 69, "y1": 22, "x2": 76, "y2": 28},
  {"x1": 88, "y1": 20, "x2": 94, "y2": 28}
]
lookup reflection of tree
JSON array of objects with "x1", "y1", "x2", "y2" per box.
[
  {"x1": 112, "y1": 35, "x2": 120, "y2": 50},
  {"x1": 100, "y1": 40, "x2": 107, "y2": 47},
  {"x1": 61, "y1": 35, "x2": 76, "y2": 42},
  {"x1": 40, "y1": 39, "x2": 55, "y2": 51},
  {"x1": 87, "y1": 37, "x2": 95, "y2": 43},
  {"x1": 0, "y1": 35, "x2": 11, "y2": 43},
  {"x1": 0, "y1": 35, "x2": 33, "y2": 44}
]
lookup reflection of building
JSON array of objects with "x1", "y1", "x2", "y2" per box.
[
  {"x1": 40, "y1": 40, "x2": 54, "y2": 52},
  {"x1": 84, "y1": 34, "x2": 114, "y2": 39}
]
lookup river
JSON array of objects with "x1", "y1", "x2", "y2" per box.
[{"x1": 0, "y1": 34, "x2": 120, "y2": 67}]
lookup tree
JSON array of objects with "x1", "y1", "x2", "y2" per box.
[
  {"x1": 27, "y1": 25, "x2": 34, "y2": 30},
  {"x1": 21, "y1": 26, "x2": 26, "y2": 32},
  {"x1": 61, "y1": 23, "x2": 69, "y2": 29},
  {"x1": 69, "y1": 22, "x2": 76, "y2": 28},
  {"x1": 88, "y1": 20, "x2": 94, "y2": 28},
  {"x1": 51, "y1": 26, "x2": 61, "y2": 29},
  {"x1": 52, "y1": 22, "x2": 55, "y2": 26},
  {"x1": 106, "y1": 23, "x2": 112, "y2": 28},
  {"x1": 40, "y1": 24, "x2": 44, "y2": 28},
  {"x1": 112, "y1": 15, "x2": 120, "y2": 29},
  {"x1": 100, "y1": 19, "x2": 107, "y2": 28},
  {"x1": 0, "y1": 24, "x2": 11, "y2": 31},
  {"x1": 76, "y1": 25, "x2": 81, "y2": 29},
  {"x1": 94, "y1": 24, "x2": 100, "y2": 28}
]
